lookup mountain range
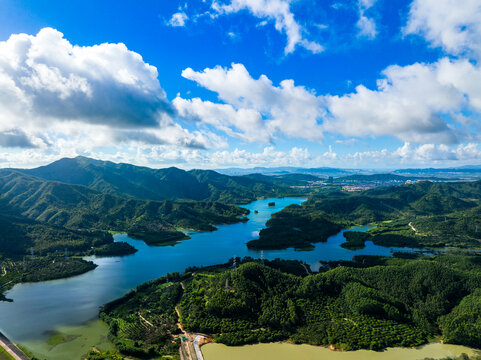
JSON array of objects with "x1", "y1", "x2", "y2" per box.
[{"x1": 17, "y1": 156, "x2": 289, "y2": 203}]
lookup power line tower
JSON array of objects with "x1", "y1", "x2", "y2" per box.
[{"x1": 260, "y1": 250, "x2": 264, "y2": 265}]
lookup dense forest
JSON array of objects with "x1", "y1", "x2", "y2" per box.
[
  {"x1": 0, "y1": 161, "x2": 282, "y2": 300},
  {"x1": 0, "y1": 169, "x2": 250, "y2": 234},
  {"x1": 249, "y1": 181, "x2": 481, "y2": 250},
  {"x1": 18, "y1": 156, "x2": 299, "y2": 204},
  {"x1": 99, "y1": 254, "x2": 481, "y2": 358}
]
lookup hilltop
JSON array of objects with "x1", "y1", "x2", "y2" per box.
[{"x1": 17, "y1": 156, "x2": 293, "y2": 204}]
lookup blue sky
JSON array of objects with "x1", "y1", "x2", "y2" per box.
[{"x1": 0, "y1": 0, "x2": 480, "y2": 169}]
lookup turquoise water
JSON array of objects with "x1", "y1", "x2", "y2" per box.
[{"x1": 0, "y1": 198, "x2": 423, "y2": 345}]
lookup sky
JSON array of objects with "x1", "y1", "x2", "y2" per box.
[{"x1": 0, "y1": 0, "x2": 480, "y2": 169}]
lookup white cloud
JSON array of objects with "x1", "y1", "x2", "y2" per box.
[
  {"x1": 180, "y1": 63, "x2": 325, "y2": 141},
  {"x1": 209, "y1": 146, "x2": 312, "y2": 167},
  {"x1": 324, "y1": 58, "x2": 481, "y2": 144},
  {"x1": 357, "y1": 14, "x2": 377, "y2": 39},
  {"x1": 356, "y1": 0, "x2": 377, "y2": 39},
  {"x1": 168, "y1": 12, "x2": 188, "y2": 27},
  {"x1": 344, "y1": 142, "x2": 481, "y2": 167},
  {"x1": 211, "y1": 0, "x2": 323, "y2": 54},
  {"x1": 0, "y1": 28, "x2": 171, "y2": 129},
  {"x1": 179, "y1": 59, "x2": 481, "y2": 146},
  {"x1": 173, "y1": 96, "x2": 271, "y2": 142},
  {"x1": 0, "y1": 28, "x2": 214, "y2": 151},
  {"x1": 404, "y1": 0, "x2": 481, "y2": 57},
  {"x1": 392, "y1": 142, "x2": 481, "y2": 163}
]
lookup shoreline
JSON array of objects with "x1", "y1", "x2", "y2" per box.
[
  {"x1": 0, "y1": 331, "x2": 30, "y2": 360},
  {"x1": 201, "y1": 341, "x2": 481, "y2": 360}
]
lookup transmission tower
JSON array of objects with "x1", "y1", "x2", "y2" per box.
[{"x1": 260, "y1": 250, "x2": 264, "y2": 265}]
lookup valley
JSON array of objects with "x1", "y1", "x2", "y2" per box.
[{"x1": 1, "y1": 158, "x2": 481, "y2": 360}]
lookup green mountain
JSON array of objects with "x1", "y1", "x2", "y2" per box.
[
  {"x1": 0, "y1": 169, "x2": 248, "y2": 235},
  {"x1": 18, "y1": 156, "x2": 291, "y2": 203},
  {"x1": 249, "y1": 180, "x2": 481, "y2": 250},
  {"x1": 99, "y1": 254, "x2": 481, "y2": 358}
]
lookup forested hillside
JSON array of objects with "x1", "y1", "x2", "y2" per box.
[
  {"x1": 0, "y1": 168, "x2": 249, "y2": 300},
  {"x1": 18, "y1": 156, "x2": 295, "y2": 203},
  {"x1": 99, "y1": 254, "x2": 481, "y2": 358},
  {"x1": 249, "y1": 181, "x2": 481, "y2": 250},
  {"x1": 0, "y1": 169, "x2": 249, "y2": 234}
]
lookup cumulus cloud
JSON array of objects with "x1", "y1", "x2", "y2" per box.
[
  {"x1": 0, "y1": 27, "x2": 217, "y2": 152},
  {"x1": 404, "y1": 0, "x2": 481, "y2": 57},
  {"x1": 325, "y1": 57, "x2": 481, "y2": 144},
  {"x1": 177, "y1": 59, "x2": 481, "y2": 146},
  {"x1": 356, "y1": 0, "x2": 377, "y2": 39},
  {"x1": 179, "y1": 63, "x2": 325, "y2": 141},
  {"x1": 173, "y1": 96, "x2": 271, "y2": 142},
  {"x1": 168, "y1": 12, "x2": 188, "y2": 27},
  {"x1": 0, "y1": 27, "x2": 172, "y2": 129},
  {"x1": 211, "y1": 0, "x2": 323, "y2": 54},
  {"x1": 325, "y1": 60, "x2": 462, "y2": 143}
]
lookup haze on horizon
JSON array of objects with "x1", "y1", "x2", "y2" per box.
[{"x1": 0, "y1": 0, "x2": 481, "y2": 170}]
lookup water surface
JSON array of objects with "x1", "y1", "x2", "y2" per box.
[
  {"x1": 203, "y1": 342, "x2": 481, "y2": 360},
  {"x1": 0, "y1": 198, "x2": 428, "y2": 358}
]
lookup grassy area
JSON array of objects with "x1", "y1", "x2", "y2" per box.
[{"x1": 0, "y1": 346, "x2": 15, "y2": 360}]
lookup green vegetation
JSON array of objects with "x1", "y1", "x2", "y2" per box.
[
  {"x1": 440, "y1": 290, "x2": 481, "y2": 348},
  {"x1": 254, "y1": 181, "x2": 481, "y2": 251},
  {"x1": 19, "y1": 156, "x2": 298, "y2": 204},
  {"x1": 84, "y1": 350, "x2": 131, "y2": 360},
  {"x1": 247, "y1": 204, "x2": 342, "y2": 250},
  {"x1": 92, "y1": 242, "x2": 137, "y2": 256},
  {"x1": 341, "y1": 231, "x2": 370, "y2": 250},
  {"x1": 101, "y1": 253, "x2": 481, "y2": 356},
  {"x1": 100, "y1": 272, "x2": 185, "y2": 358},
  {"x1": 0, "y1": 346, "x2": 15, "y2": 360},
  {"x1": 0, "y1": 211, "x2": 132, "y2": 300},
  {"x1": 0, "y1": 256, "x2": 97, "y2": 300},
  {"x1": 0, "y1": 170, "x2": 250, "y2": 235},
  {"x1": 46, "y1": 330, "x2": 80, "y2": 347},
  {"x1": 127, "y1": 229, "x2": 188, "y2": 246},
  {"x1": 0, "y1": 158, "x2": 307, "y2": 302}
]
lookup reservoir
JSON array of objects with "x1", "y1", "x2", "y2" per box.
[
  {"x1": 0, "y1": 198, "x2": 434, "y2": 359},
  {"x1": 203, "y1": 342, "x2": 481, "y2": 360}
]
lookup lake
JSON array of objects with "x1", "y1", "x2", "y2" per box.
[
  {"x1": 203, "y1": 342, "x2": 481, "y2": 360},
  {"x1": 0, "y1": 198, "x2": 432, "y2": 359}
]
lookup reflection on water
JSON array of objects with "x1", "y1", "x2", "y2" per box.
[
  {"x1": 203, "y1": 342, "x2": 481, "y2": 360},
  {"x1": 0, "y1": 197, "x2": 432, "y2": 359}
]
